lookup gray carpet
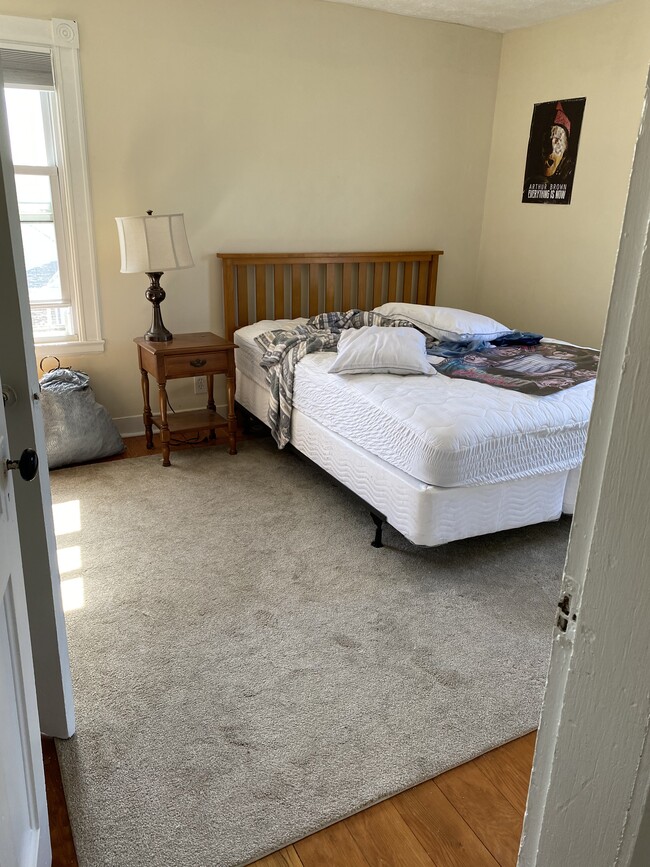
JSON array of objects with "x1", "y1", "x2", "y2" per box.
[{"x1": 51, "y1": 439, "x2": 568, "y2": 867}]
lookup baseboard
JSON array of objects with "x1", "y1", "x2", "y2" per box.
[
  {"x1": 114, "y1": 415, "x2": 146, "y2": 438},
  {"x1": 114, "y1": 404, "x2": 229, "y2": 438}
]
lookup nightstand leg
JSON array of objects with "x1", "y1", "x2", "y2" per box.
[
  {"x1": 158, "y1": 382, "x2": 171, "y2": 466},
  {"x1": 140, "y1": 369, "x2": 154, "y2": 449},
  {"x1": 207, "y1": 374, "x2": 216, "y2": 440},
  {"x1": 226, "y1": 366, "x2": 237, "y2": 455}
]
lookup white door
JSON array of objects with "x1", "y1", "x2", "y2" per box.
[{"x1": 0, "y1": 381, "x2": 51, "y2": 867}]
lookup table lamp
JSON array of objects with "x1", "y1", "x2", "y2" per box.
[{"x1": 115, "y1": 210, "x2": 194, "y2": 341}]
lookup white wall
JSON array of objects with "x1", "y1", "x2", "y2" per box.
[
  {"x1": 0, "y1": 0, "x2": 502, "y2": 425},
  {"x1": 476, "y1": 0, "x2": 650, "y2": 348}
]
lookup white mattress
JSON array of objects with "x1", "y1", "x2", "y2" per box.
[
  {"x1": 235, "y1": 320, "x2": 594, "y2": 488},
  {"x1": 236, "y1": 319, "x2": 307, "y2": 388},
  {"x1": 236, "y1": 370, "x2": 571, "y2": 546}
]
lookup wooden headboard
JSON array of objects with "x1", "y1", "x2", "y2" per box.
[{"x1": 217, "y1": 251, "x2": 443, "y2": 340}]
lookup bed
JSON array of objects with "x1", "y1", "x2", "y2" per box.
[{"x1": 217, "y1": 251, "x2": 590, "y2": 547}]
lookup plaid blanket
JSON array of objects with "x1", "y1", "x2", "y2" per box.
[{"x1": 255, "y1": 309, "x2": 420, "y2": 447}]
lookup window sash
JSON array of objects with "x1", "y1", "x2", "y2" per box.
[
  {"x1": 15, "y1": 165, "x2": 72, "y2": 307},
  {"x1": 30, "y1": 304, "x2": 74, "y2": 341},
  {"x1": 4, "y1": 88, "x2": 56, "y2": 166},
  {"x1": 11, "y1": 86, "x2": 76, "y2": 346},
  {"x1": 30, "y1": 299, "x2": 71, "y2": 309},
  {"x1": 9, "y1": 86, "x2": 77, "y2": 335}
]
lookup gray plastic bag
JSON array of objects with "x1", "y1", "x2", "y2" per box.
[{"x1": 40, "y1": 366, "x2": 124, "y2": 469}]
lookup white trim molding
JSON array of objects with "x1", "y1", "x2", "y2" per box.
[
  {"x1": 52, "y1": 19, "x2": 79, "y2": 49},
  {"x1": 34, "y1": 339, "x2": 104, "y2": 359},
  {"x1": 0, "y1": 15, "x2": 103, "y2": 354}
]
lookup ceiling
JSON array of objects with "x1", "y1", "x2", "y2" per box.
[{"x1": 320, "y1": 0, "x2": 616, "y2": 32}]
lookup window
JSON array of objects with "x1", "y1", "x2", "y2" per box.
[
  {"x1": 6, "y1": 86, "x2": 73, "y2": 340},
  {"x1": 0, "y1": 18, "x2": 103, "y2": 355}
]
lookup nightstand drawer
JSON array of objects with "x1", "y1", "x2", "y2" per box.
[{"x1": 164, "y1": 352, "x2": 228, "y2": 378}]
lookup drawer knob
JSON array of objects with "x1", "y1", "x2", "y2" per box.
[{"x1": 190, "y1": 358, "x2": 207, "y2": 368}]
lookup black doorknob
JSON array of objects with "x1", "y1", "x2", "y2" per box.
[{"x1": 6, "y1": 448, "x2": 39, "y2": 482}]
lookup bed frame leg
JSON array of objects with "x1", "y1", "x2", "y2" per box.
[
  {"x1": 370, "y1": 513, "x2": 384, "y2": 548},
  {"x1": 236, "y1": 402, "x2": 269, "y2": 438}
]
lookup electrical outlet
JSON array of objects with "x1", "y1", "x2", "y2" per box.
[{"x1": 194, "y1": 375, "x2": 207, "y2": 394}]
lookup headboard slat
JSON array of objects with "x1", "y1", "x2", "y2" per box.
[
  {"x1": 325, "y1": 264, "x2": 336, "y2": 311},
  {"x1": 309, "y1": 264, "x2": 320, "y2": 316},
  {"x1": 372, "y1": 264, "x2": 383, "y2": 308},
  {"x1": 358, "y1": 262, "x2": 369, "y2": 310},
  {"x1": 218, "y1": 251, "x2": 443, "y2": 340},
  {"x1": 429, "y1": 256, "x2": 440, "y2": 308},
  {"x1": 403, "y1": 261, "x2": 413, "y2": 305},
  {"x1": 342, "y1": 264, "x2": 353, "y2": 310},
  {"x1": 388, "y1": 261, "x2": 399, "y2": 304},
  {"x1": 255, "y1": 265, "x2": 266, "y2": 322},
  {"x1": 416, "y1": 261, "x2": 429, "y2": 304},
  {"x1": 291, "y1": 265, "x2": 302, "y2": 318},
  {"x1": 223, "y1": 260, "x2": 235, "y2": 338},
  {"x1": 236, "y1": 265, "x2": 248, "y2": 333},
  {"x1": 274, "y1": 266, "x2": 284, "y2": 319}
]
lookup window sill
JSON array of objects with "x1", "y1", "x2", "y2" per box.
[{"x1": 35, "y1": 339, "x2": 105, "y2": 358}]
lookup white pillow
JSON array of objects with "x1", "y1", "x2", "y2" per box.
[
  {"x1": 329, "y1": 326, "x2": 434, "y2": 376},
  {"x1": 374, "y1": 302, "x2": 510, "y2": 342}
]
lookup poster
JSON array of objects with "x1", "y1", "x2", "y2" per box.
[{"x1": 522, "y1": 97, "x2": 586, "y2": 205}]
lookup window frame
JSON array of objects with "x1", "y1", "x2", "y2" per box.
[{"x1": 0, "y1": 16, "x2": 103, "y2": 356}]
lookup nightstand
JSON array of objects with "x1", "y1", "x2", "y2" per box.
[{"x1": 134, "y1": 332, "x2": 237, "y2": 466}]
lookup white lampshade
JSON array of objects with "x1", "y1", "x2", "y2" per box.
[{"x1": 115, "y1": 212, "x2": 194, "y2": 273}]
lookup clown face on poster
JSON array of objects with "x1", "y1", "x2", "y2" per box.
[{"x1": 522, "y1": 97, "x2": 586, "y2": 205}]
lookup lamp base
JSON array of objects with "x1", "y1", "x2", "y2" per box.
[
  {"x1": 144, "y1": 272, "x2": 173, "y2": 342},
  {"x1": 144, "y1": 324, "x2": 172, "y2": 342}
]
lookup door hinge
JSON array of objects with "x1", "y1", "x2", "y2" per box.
[{"x1": 556, "y1": 593, "x2": 577, "y2": 633}]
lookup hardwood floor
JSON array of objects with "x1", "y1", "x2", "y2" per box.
[
  {"x1": 46, "y1": 434, "x2": 536, "y2": 866},
  {"x1": 42, "y1": 737, "x2": 78, "y2": 867},
  {"x1": 250, "y1": 733, "x2": 536, "y2": 867}
]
